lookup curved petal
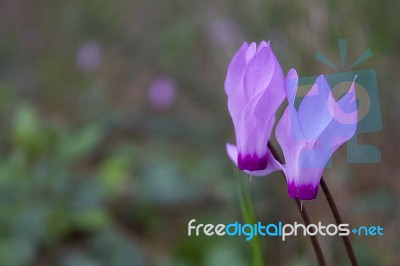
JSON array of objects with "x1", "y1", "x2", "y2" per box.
[
  {"x1": 256, "y1": 40, "x2": 269, "y2": 53},
  {"x1": 333, "y1": 78, "x2": 358, "y2": 126},
  {"x1": 285, "y1": 68, "x2": 298, "y2": 105},
  {"x1": 313, "y1": 79, "x2": 358, "y2": 164},
  {"x1": 276, "y1": 106, "x2": 307, "y2": 198},
  {"x1": 226, "y1": 143, "x2": 239, "y2": 164},
  {"x1": 225, "y1": 42, "x2": 249, "y2": 133},
  {"x1": 277, "y1": 69, "x2": 306, "y2": 145},
  {"x1": 276, "y1": 70, "x2": 311, "y2": 199},
  {"x1": 253, "y1": 47, "x2": 285, "y2": 125},
  {"x1": 224, "y1": 42, "x2": 248, "y2": 96},
  {"x1": 245, "y1": 42, "x2": 257, "y2": 63},
  {"x1": 298, "y1": 75, "x2": 335, "y2": 141},
  {"x1": 243, "y1": 45, "x2": 274, "y2": 99}
]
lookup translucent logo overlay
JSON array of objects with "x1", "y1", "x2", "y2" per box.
[{"x1": 297, "y1": 39, "x2": 382, "y2": 164}]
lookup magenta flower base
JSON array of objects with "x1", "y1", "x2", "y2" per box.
[
  {"x1": 238, "y1": 153, "x2": 269, "y2": 171},
  {"x1": 287, "y1": 182, "x2": 319, "y2": 200}
]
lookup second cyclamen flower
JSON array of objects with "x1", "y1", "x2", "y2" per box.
[
  {"x1": 276, "y1": 69, "x2": 358, "y2": 200},
  {"x1": 225, "y1": 41, "x2": 285, "y2": 173}
]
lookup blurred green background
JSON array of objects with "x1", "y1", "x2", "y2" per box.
[{"x1": 0, "y1": 0, "x2": 398, "y2": 265}]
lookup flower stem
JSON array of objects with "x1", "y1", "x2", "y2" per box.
[
  {"x1": 268, "y1": 142, "x2": 326, "y2": 266},
  {"x1": 320, "y1": 177, "x2": 358, "y2": 266},
  {"x1": 294, "y1": 199, "x2": 326, "y2": 266},
  {"x1": 234, "y1": 167, "x2": 264, "y2": 266}
]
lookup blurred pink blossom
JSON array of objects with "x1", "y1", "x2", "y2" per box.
[
  {"x1": 148, "y1": 77, "x2": 177, "y2": 109},
  {"x1": 76, "y1": 41, "x2": 102, "y2": 71}
]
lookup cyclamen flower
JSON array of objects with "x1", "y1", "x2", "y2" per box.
[
  {"x1": 225, "y1": 41, "x2": 285, "y2": 174},
  {"x1": 276, "y1": 69, "x2": 358, "y2": 200}
]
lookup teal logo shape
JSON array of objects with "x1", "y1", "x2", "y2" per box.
[{"x1": 299, "y1": 39, "x2": 382, "y2": 164}]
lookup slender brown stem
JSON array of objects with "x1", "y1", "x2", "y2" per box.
[
  {"x1": 320, "y1": 178, "x2": 358, "y2": 266},
  {"x1": 294, "y1": 198, "x2": 326, "y2": 266},
  {"x1": 268, "y1": 142, "x2": 326, "y2": 266}
]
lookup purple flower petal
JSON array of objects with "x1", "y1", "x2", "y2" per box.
[
  {"x1": 224, "y1": 42, "x2": 248, "y2": 96},
  {"x1": 256, "y1": 40, "x2": 269, "y2": 53},
  {"x1": 243, "y1": 45, "x2": 274, "y2": 98},
  {"x1": 298, "y1": 75, "x2": 335, "y2": 141},
  {"x1": 225, "y1": 42, "x2": 249, "y2": 130},
  {"x1": 276, "y1": 69, "x2": 306, "y2": 188},
  {"x1": 276, "y1": 107, "x2": 307, "y2": 196},
  {"x1": 245, "y1": 42, "x2": 257, "y2": 62},
  {"x1": 285, "y1": 68, "x2": 298, "y2": 105},
  {"x1": 313, "y1": 79, "x2": 358, "y2": 164},
  {"x1": 253, "y1": 48, "x2": 285, "y2": 126}
]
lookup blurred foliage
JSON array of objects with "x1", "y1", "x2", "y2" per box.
[{"x1": 0, "y1": 0, "x2": 398, "y2": 265}]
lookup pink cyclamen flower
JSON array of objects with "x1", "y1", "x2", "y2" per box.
[
  {"x1": 225, "y1": 41, "x2": 285, "y2": 174},
  {"x1": 276, "y1": 69, "x2": 358, "y2": 200}
]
